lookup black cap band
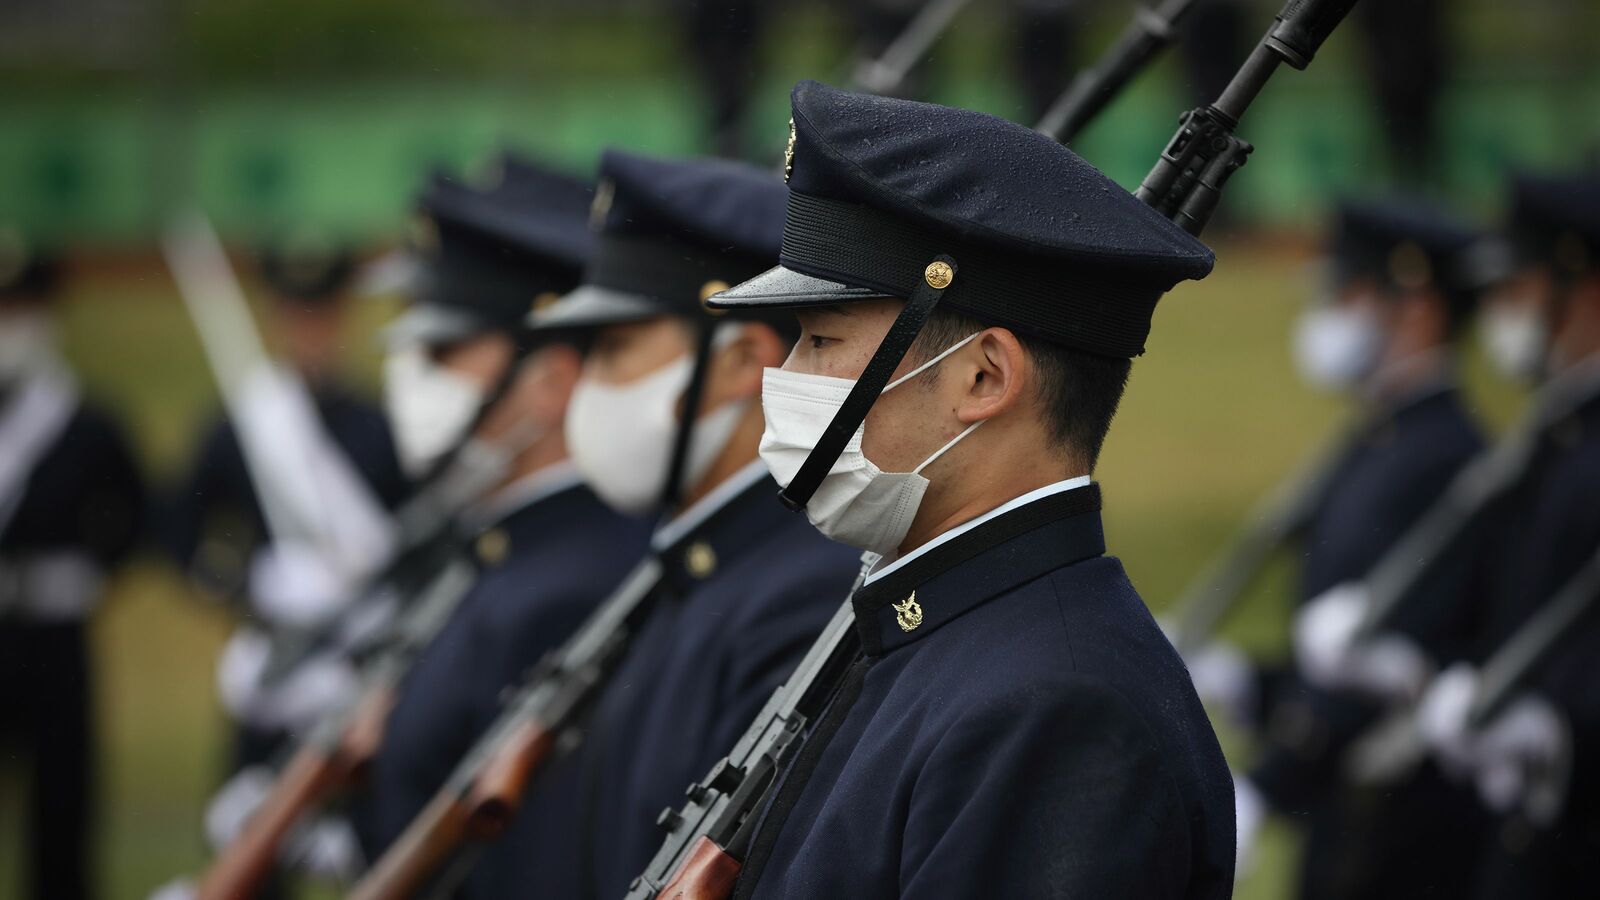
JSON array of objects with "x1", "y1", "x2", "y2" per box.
[
  {"x1": 588, "y1": 232, "x2": 773, "y2": 317},
  {"x1": 778, "y1": 254, "x2": 955, "y2": 512},
  {"x1": 781, "y1": 191, "x2": 1167, "y2": 358}
]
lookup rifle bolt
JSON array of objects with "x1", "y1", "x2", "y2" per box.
[{"x1": 657, "y1": 807, "x2": 684, "y2": 832}]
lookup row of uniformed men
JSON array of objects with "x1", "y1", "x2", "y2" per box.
[
  {"x1": 1187, "y1": 177, "x2": 1600, "y2": 899},
  {"x1": 200, "y1": 80, "x2": 1238, "y2": 898}
]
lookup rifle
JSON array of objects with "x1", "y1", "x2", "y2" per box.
[
  {"x1": 1340, "y1": 370, "x2": 1600, "y2": 647},
  {"x1": 1345, "y1": 542, "x2": 1600, "y2": 786},
  {"x1": 1036, "y1": 0, "x2": 1204, "y2": 144},
  {"x1": 195, "y1": 556, "x2": 476, "y2": 900},
  {"x1": 628, "y1": 3, "x2": 1361, "y2": 897},
  {"x1": 346, "y1": 555, "x2": 666, "y2": 900},
  {"x1": 849, "y1": 0, "x2": 973, "y2": 97},
  {"x1": 1165, "y1": 434, "x2": 1350, "y2": 656}
]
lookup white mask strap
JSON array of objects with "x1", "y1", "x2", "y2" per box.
[
  {"x1": 912, "y1": 420, "x2": 984, "y2": 475},
  {"x1": 882, "y1": 331, "x2": 981, "y2": 394}
]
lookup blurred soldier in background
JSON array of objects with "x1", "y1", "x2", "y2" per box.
[
  {"x1": 359, "y1": 158, "x2": 653, "y2": 859},
  {"x1": 0, "y1": 232, "x2": 145, "y2": 900},
  {"x1": 163, "y1": 238, "x2": 408, "y2": 813},
  {"x1": 463, "y1": 150, "x2": 860, "y2": 899},
  {"x1": 1197, "y1": 199, "x2": 1491, "y2": 898},
  {"x1": 1355, "y1": 0, "x2": 1446, "y2": 183},
  {"x1": 681, "y1": 0, "x2": 769, "y2": 158},
  {"x1": 1415, "y1": 172, "x2": 1600, "y2": 898}
]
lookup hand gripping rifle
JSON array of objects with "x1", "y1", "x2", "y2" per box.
[
  {"x1": 194, "y1": 557, "x2": 476, "y2": 900},
  {"x1": 1345, "y1": 542, "x2": 1600, "y2": 786},
  {"x1": 627, "y1": 4, "x2": 1362, "y2": 898},
  {"x1": 1337, "y1": 370, "x2": 1600, "y2": 649},
  {"x1": 345, "y1": 555, "x2": 666, "y2": 900}
]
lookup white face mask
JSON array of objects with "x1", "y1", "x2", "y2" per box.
[
  {"x1": 1480, "y1": 302, "x2": 1549, "y2": 382},
  {"x1": 564, "y1": 331, "x2": 749, "y2": 516},
  {"x1": 0, "y1": 311, "x2": 56, "y2": 385},
  {"x1": 1291, "y1": 303, "x2": 1384, "y2": 390},
  {"x1": 758, "y1": 333, "x2": 983, "y2": 558},
  {"x1": 383, "y1": 345, "x2": 487, "y2": 478}
]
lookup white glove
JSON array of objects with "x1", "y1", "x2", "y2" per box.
[
  {"x1": 248, "y1": 541, "x2": 352, "y2": 630},
  {"x1": 1474, "y1": 694, "x2": 1572, "y2": 826},
  {"x1": 147, "y1": 877, "x2": 196, "y2": 900},
  {"x1": 1294, "y1": 583, "x2": 1429, "y2": 701},
  {"x1": 204, "y1": 765, "x2": 276, "y2": 851},
  {"x1": 217, "y1": 628, "x2": 360, "y2": 731},
  {"x1": 286, "y1": 815, "x2": 365, "y2": 881},
  {"x1": 1417, "y1": 662, "x2": 1480, "y2": 776},
  {"x1": 1186, "y1": 640, "x2": 1257, "y2": 727},
  {"x1": 1233, "y1": 774, "x2": 1267, "y2": 877}
]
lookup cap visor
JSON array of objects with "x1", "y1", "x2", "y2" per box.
[
  {"x1": 527, "y1": 284, "x2": 661, "y2": 331},
  {"x1": 382, "y1": 305, "x2": 492, "y2": 348},
  {"x1": 706, "y1": 265, "x2": 889, "y2": 310}
]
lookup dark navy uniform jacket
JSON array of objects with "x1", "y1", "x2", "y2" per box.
[
  {"x1": 470, "y1": 465, "x2": 860, "y2": 900},
  {"x1": 1463, "y1": 381, "x2": 1600, "y2": 899},
  {"x1": 164, "y1": 384, "x2": 409, "y2": 593},
  {"x1": 358, "y1": 471, "x2": 650, "y2": 857},
  {"x1": 1248, "y1": 386, "x2": 1486, "y2": 899},
  {"x1": 733, "y1": 483, "x2": 1235, "y2": 900},
  {"x1": 1, "y1": 400, "x2": 144, "y2": 585}
]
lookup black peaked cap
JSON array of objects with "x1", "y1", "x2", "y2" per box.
[
  {"x1": 709, "y1": 80, "x2": 1215, "y2": 359},
  {"x1": 257, "y1": 238, "x2": 355, "y2": 305},
  {"x1": 529, "y1": 148, "x2": 788, "y2": 332},
  {"x1": 393, "y1": 154, "x2": 595, "y2": 345},
  {"x1": 1506, "y1": 172, "x2": 1600, "y2": 278},
  {"x1": 0, "y1": 229, "x2": 61, "y2": 302},
  {"x1": 1329, "y1": 197, "x2": 1486, "y2": 298}
]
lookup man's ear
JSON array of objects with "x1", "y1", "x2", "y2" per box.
[
  {"x1": 528, "y1": 343, "x2": 584, "y2": 422},
  {"x1": 957, "y1": 327, "x2": 1028, "y2": 425}
]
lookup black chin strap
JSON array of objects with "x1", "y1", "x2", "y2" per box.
[
  {"x1": 779, "y1": 255, "x2": 957, "y2": 511},
  {"x1": 657, "y1": 321, "x2": 720, "y2": 511},
  {"x1": 414, "y1": 325, "x2": 539, "y2": 489}
]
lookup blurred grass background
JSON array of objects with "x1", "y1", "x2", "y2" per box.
[{"x1": 0, "y1": 239, "x2": 1527, "y2": 899}]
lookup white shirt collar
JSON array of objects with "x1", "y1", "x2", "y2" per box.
[
  {"x1": 467, "y1": 460, "x2": 584, "y2": 528},
  {"x1": 651, "y1": 459, "x2": 771, "y2": 551},
  {"x1": 863, "y1": 475, "x2": 1094, "y2": 585}
]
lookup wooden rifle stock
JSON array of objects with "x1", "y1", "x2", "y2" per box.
[
  {"x1": 464, "y1": 719, "x2": 556, "y2": 834},
  {"x1": 195, "y1": 685, "x2": 395, "y2": 900},
  {"x1": 196, "y1": 746, "x2": 346, "y2": 900},
  {"x1": 347, "y1": 788, "x2": 475, "y2": 900},
  {"x1": 345, "y1": 718, "x2": 556, "y2": 899},
  {"x1": 655, "y1": 836, "x2": 743, "y2": 900}
]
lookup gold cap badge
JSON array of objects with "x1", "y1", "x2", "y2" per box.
[
  {"x1": 924, "y1": 260, "x2": 954, "y2": 290},
  {"x1": 892, "y1": 592, "x2": 923, "y2": 632},
  {"x1": 783, "y1": 118, "x2": 797, "y2": 183}
]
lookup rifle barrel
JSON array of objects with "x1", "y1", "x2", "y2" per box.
[{"x1": 1036, "y1": 0, "x2": 1200, "y2": 143}]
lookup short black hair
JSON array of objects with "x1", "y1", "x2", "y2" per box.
[{"x1": 907, "y1": 308, "x2": 1131, "y2": 470}]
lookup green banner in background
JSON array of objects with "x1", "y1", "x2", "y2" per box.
[{"x1": 1, "y1": 72, "x2": 1594, "y2": 245}]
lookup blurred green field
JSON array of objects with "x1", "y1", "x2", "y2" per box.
[{"x1": 0, "y1": 241, "x2": 1525, "y2": 899}]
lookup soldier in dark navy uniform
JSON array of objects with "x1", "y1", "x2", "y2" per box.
[
  {"x1": 1412, "y1": 172, "x2": 1600, "y2": 898},
  {"x1": 1194, "y1": 199, "x2": 1493, "y2": 898},
  {"x1": 698, "y1": 80, "x2": 1233, "y2": 898},
  {"x1": 359, "y1": 157, "x2": 653, "y2": 858},
  {"x1": 0, "y1": 233, "x2": 145, "y2": 900},
  {"x1": 464, "y1": 149, "x2": 861, "y2": 900},
  {"x1": 165, "y1": 236, "x2": 410, "y2": 776}
]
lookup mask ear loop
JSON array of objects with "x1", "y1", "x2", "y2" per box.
[
  {"x1": 881, "y1": 331, "x2": 982, "y2": 394},
  {"x1": 912, "y1": 420, "x2": 984, "y2": 475}
]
